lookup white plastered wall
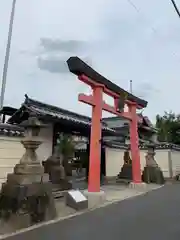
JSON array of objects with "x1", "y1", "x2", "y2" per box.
[
  {"x1": 105, "y1": 147, "x2": 147, "y2": 177},
  {"x1": 155, "y1": 150, "x2": 170, "y2": 178},
  {"x1": 0, "y1": 137, "x2": 25, "y2": 185},
  {"x1": 105, "y1": 148, "x2": 124, "y2": 177},
  {"x1": 105, "y1": 147, "x2": 171, "y2": 178},
  {"x1": 0, "y1": 124, "x2": 53, "y2": 186},
  {"x1": 170, "y1": 150, "x2": 180, "y2": 177}
]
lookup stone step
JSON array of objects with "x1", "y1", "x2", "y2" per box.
[
  {"x1": 52, "y1": 190, "x2": 67, "y2": 199},
  {"x1": 116, "y1": 178, "x2": 131, "y2": 185}
]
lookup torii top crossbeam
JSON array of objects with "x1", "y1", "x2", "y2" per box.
[{"x1": 67, "y1": 56, "x2": 147, "y2": 109}]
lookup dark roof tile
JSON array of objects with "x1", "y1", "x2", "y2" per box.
[
  {"x1": 0, "y1": 123, "x2": 23, "y2": 137},
  {"x1": 21, "y1": 96, "x2": 114, "y2": 132}
]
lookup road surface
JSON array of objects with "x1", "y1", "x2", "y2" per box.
[{"x1": 4, "y1": 184, "x2": 180, "y2": 240}]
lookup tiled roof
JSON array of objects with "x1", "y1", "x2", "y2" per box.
[
  {"x1": 102, "y1": 115, "x2": 157, "y2": 133},
  {"x1": 0, "y1": 123, "x2": 23, "y2": 137},
  {"x1": 139, "y1": 143, "x2": 180, "y2": 150},
  {"x1": 103, "y1": 140, "x2": 129, "y2": 149},
  {"x1": 105, "y1": 141, "x2": 180, "y2": 151},
  {"x1": 143, "y1": 116, "x2": 153, "y2": 127},
  {"x1": 20, "y1": 95, "x2": 114, "y2": 132}
]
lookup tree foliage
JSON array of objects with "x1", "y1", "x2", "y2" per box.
[
  {"x1": 155, "y1": 111, "x2": 180, "y2": 144},
  {"x1": 57, "y1": 134, "x2": 75, "y2": 158}
]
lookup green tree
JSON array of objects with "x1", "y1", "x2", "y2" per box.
[
  {"x1": 56, "y1": 133, "x2": 76, "y2": 176},
  {"x1": 57, "y1": 134, "x2": 75, "y2": 158},
  {"x1": 155, "y1": 111, "x2": 180, "y2": 144}
]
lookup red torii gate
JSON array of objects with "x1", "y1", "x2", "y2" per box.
[{"x1": 67, "y1": 57, "x2": 148, "y2": 193}]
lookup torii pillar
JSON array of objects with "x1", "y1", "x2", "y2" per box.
[{"x1": 67, "y1": 57, "x2": 147, "y2": 196}]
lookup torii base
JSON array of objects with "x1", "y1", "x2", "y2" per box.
[
  {"x1": 83, "y1": 190, "x2": 106, "y2": 209},
  {"x1": 129, "y1": 182, "x2": 147, "y2": 191}
]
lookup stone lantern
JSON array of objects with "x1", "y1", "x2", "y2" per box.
[
  {"x1": 0, "y1": 113, "x2": 56, "y2": 229},
  {"x1": 14, "y1": 113, "x2": 47, "y2": 176},
  {"x1": 145, "y1": 144, "x2": 158, "y2": 167},
  {"x1": 142, "y1": 143, "x2": 165, "y2": 184}
]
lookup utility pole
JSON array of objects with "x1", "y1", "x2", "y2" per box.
[
  {"x1": 0, "y1": 0, "x2": 17, "y2": 110},
  {"x1": 130, "y1": 80, "x2": 133, "y2": 94}
]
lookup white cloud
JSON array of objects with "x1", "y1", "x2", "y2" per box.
[{"x1": 1, "y1": 0, "x2": 180, "y2": 121}]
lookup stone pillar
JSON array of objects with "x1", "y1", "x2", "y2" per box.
[{"x1": 0, "y1": 113, "x2": 57, "y2": 230}]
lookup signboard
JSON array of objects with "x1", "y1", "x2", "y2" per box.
[
  {"x1": 65, "y1": 190, "x2": 88, "y2": 210},
  {"x1": 68, "y1": 190, "x2": 87, "y2": 202}
]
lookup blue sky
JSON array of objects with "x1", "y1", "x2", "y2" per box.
[{"x1": 1, "y1": 0, "x2": 180, "y2": 122}]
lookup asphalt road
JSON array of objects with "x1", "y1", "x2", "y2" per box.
[{"x1": 4, "y1": 184, "x2": 180, "y2": 240}]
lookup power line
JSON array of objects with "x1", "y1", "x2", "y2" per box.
[
  {"x1": 126, "y1": 0, "x2": 140, "y2": 13},
  {"x1": 126, "y1": 0, "x2": 157, "y2": 34},
  {"x1": 125, "y1": 0, "x2": 179, "y2": 59},
  {"x1": 170, "y1": 0, "x2": 180, "y2": 18},
  {"x1": 129, "y1": 80, "x2": 133, "y2": 94}
]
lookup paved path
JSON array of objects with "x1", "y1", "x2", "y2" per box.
[{"x1": 4, "y1": 184, "x2": 180, "y2": 240}]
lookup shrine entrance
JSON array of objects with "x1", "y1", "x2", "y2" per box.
[{"x1": 67, "y1": 57, "x2": 148, "y2": 193}]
